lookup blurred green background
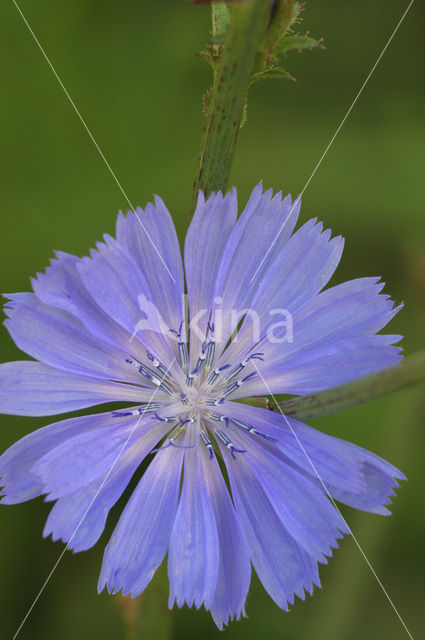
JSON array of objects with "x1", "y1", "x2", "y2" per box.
[{"x1": 0, "y1": 1, "x2": 424, "y2": 638}]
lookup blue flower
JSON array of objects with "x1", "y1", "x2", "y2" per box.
[{"x1": 0, "y1": 184, "x2": 405, "y2": 627}]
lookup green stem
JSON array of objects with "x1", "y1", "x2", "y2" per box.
[
  {"x1": 118, "y1": 563, "x2": 171, "y2": 640},
  {"x1": 272, "y1": 350, "x2": 425, "y2": 420},
  {"x1": 211, "y1": 1, "x2": 230, "y2": 38},
  {"x1": 259, "y1": 0, "x2": 294, "y2": 65},
  {"x1": 192, "y1": 0, "x2": 272, "y2": 206}
]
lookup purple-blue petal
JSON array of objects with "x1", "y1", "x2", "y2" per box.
[
  {"x1": 213, "y1": 186, "x2": 300, "y2": 351},
  {"x1": 78, "y1": 238, "x2": 175, "y2": 365},
  {"x1": 230, "y1": 427, "x2": 348, "y2": 561},
  {"x1": 0, "y1": 361, "x2": 150, "y2": 416},
  {"x1": 257, "y1": 277, "x2": 402, "y2": 365},
  {"x1": 223, "y1": 403, "x2": 405, "y2": 515},
  {"x1": 168, "y1": 442, "x2": 219, "y2": 610},
  {"x1": 32, "y1": 252, "x2": 150, "y2": 359},
  {"x1": 184, "y1": 189, "x2": 237, "y2": 365},
  {"x1": 0, "y1": 411, "x2": 133, "y2": 504},
  {"x1": 200, "y1": 445, "x2": 251, "y2": 628},
  {"x1": 220, "y1": 440, "x2": 320, "y2": 609},
  {"x1": 98, "y1": 445, "x2": 184, "y2": 595},
  {"x1": 232, "y1": 335, "x2": 402, "y2": 397},
  {"x1": 115, "y1": 197, "x2": 184, "y2": 329},
  {"x1": 43, "y1": 420, "x2": 167, "y2": 553},
  {"x1": 31, "y1": 417, "x2": 161, "y2": 500},
  {"x1": 4, "y1": 293, "x2": 144, "y2": 383}
]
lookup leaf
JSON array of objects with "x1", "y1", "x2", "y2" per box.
[
  {"x1": 196, "y1": 43, "x2": 223, "y2": 71},
  {"x1": 271, "y1": 351, "x2": 425, "y2": 420},
  {"x1": 289, "y1": 1, "x2": 305, "y2": 26},
  {"x1": 251, "y1": 66, "x2": 295, "y2": 84},
  {"x1": 275, "y1": 33, "x2": 324, "y2": 55}
]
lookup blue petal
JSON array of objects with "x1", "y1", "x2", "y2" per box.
[
  {"x1": 43, "y1": 420, "x2": 167, "y2": 552},
  {"x1": 0, "y1": 411, "x2": 120, "y2": 504},
  {"x1": 224, "y1": 403, "x2": 372, "y2": 493},
  {"x1": 231, "y1": 335, "x2": 402, "y2": 397},
  {"x1": 220, "y1": 440, "x2": 320, "y2": 609},
  {"x1": 31, "y1": 416, "x2": 165, "y2": 500},
  {"x1": 115, "y1": 197, "x2": 184, "y2": 329},
  {"x1": 168, "y1": 442, "x2": 219, "y2": 610},
  {"x1": 226, "y1": 426, "x2": 348, "y2": 561},
  {"x1": 98, "y1": 445, "x2": 184, "y2": 595},
  {"x1": 31, "y1": 252, "x2": 85, "y2": 315},
  {"x1": 4, "y1": 293, "x2": 144, "y2": 383},
  {"x1": 259, "y1": 277, "x2": 401, "y2": 364},
  {"x1": 32, "y1": 251, "x2": 151, "y2": 359},
  {"x1": 314, "y1": 437, "x2": 406, "y2": 515},
  {"x1": 216, "y1": 217, "x2": 342, "y2": 366},
  {"x1": 43, "y1": 467, "x2": 134, "y2": 552},
  {"x1": 250, "y1": 219, "x2": 343, "y2": 315},
  {"x1": 77, "y1": 240, "x2": 149, "y2": 334},
  {"x1": 213, "y1": 185, "x2": 300, "y2": 351},
  {"x1": 290, "y1": 277, "x2": 402, "y2": 340},
  {"x1": 184, "y1": 189, "x2": 237, "y2": 365},
  {"x1": 224, "y1": 403, "x2": 405, "y2": 515},
  {"x1": 199, "y1": 445, "x2": 251, "y2": 628},
  {"x1": 0, "y1": 361, "x2": 153, "y2": 416},
  {"x1": 78, "y1": 238, "x2": 176, "y2": 366}
]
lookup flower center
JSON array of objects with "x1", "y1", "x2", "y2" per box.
[{"x1": 115, "y1": 321, "x2": 275, "y2": 460}]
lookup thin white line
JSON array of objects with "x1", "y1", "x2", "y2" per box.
[
  {"x1": 12, "y1": 358, "x2": 175, "y2": 640},
  {"x1": 250, "y1": 0, "x2": 414, "y2": 284},
  {"x1": 251, "y1": 361, "x2": 414, "y2": 640},
  {"x1": 11, "y1": 0, "x2": 176, "y2": 284}
]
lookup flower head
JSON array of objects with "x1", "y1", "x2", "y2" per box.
[{"x1": 0, "y1": 184, "x2": 404, "y2": 627}]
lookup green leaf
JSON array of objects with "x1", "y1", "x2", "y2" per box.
[
  {"x1": 196, "y1": 48, "x2": 215, "y2": 65},
  {"x1": 290, "y1": 1, "x2": 305, "y2": 26},
  {"x1": 271, "y1": 350, "x2": 425, "y2": 420},
  {"x1": 275, "y1": 33, "x2": 324, "y2": 55},
  {"x1": 251, "y1": 66, "x2": 295, "y2": 83}
]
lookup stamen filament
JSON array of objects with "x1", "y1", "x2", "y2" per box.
[
  {"x1": 112, "y1": 403, "x2": 161, "y2": 417},
  {"x1": 170, "y1": 321, "x2": 188, "y2": 366},
  {"x1": 229, "y1": 417, "x2": 277, "y2": 442},
  {"x1": 223, "y1": 372, "x2": 256, "y2": 397},
  {"x1": 215, "y1": 428, "x2": 246, "y2": 459},
  {"x1": 225, "y1": 353, "x2": 264, "y2": 381},
  {"x1": 200, "y1": 430, "x2": 214, "y2": 460},
  {"x1": 207, "y1": 364, "x2": 230, "y2": 385}
]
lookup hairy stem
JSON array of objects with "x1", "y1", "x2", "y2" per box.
[{"x1": 192, "y1": 0, "x2": 272, "y2": 207}]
